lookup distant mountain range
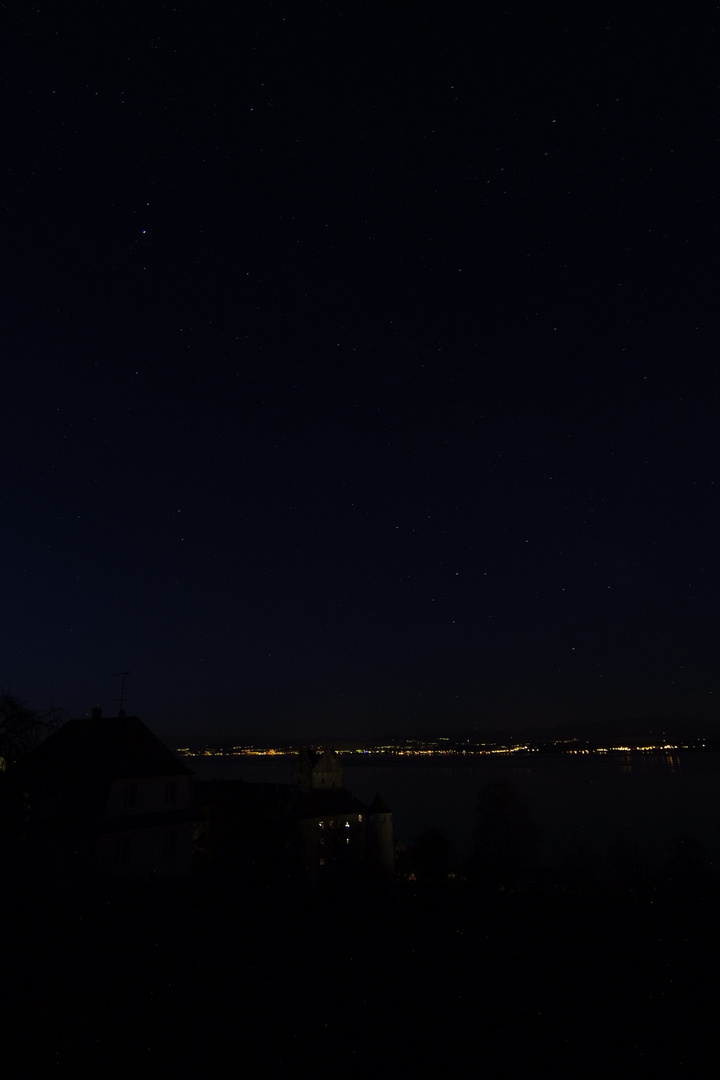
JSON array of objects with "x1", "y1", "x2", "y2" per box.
[
  {"x1": 463, "y1": 716, "x2": 720, "y2": 746},
  {"x1": 420, "y1": 716, "x2": 720, "y2": 748}
]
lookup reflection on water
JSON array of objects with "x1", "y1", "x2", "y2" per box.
[
  {"x1": 190, "y1": 752, "x2": 720, "y2": 865},
  {"x1": 616, "y1": 752, "x2": 682, "y2": 774}
]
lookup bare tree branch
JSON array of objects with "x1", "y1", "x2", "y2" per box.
[{"x1": 0, "y1": 692, "x2": 64, "y2": 769}]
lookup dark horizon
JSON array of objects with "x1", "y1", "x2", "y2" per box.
[
  {"x1": 26, "y1": 698, "x2": 720, "y2": 748},
  {"x1": 137, "y1": 712, "x2": 720, "y2": 751},
  {"x1": 4, "y1": 4, "x2": 719, "y2": 740}
]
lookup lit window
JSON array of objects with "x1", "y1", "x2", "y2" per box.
[
  {"x1": 345, "y1": 821, "x2": 350, "y2": 828},
  {"x1": 318, "y1": 821, "x2": 324, "y2": 829},
  {"x1": 358, "y1": 814, "x2": 362, "y2": 822}
]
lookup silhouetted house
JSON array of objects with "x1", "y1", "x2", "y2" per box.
[{"x1": 5, "y1": 709, "x2": 196, "y2": 881}]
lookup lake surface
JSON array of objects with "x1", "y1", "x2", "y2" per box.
[{"x1": 188, "y1": 753, "x2": 720, "y2": 865}]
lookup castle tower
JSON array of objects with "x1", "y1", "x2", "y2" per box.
[
  {"x1": 291, "y1": 747, "x2": 344, "y2": 792},
  {"x1": 367, "y1": 792, "x2": 394, "y2": 881}
]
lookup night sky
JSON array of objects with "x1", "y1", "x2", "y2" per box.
[{"x1": 3, "y1": 3, "x2": 719, "y2": 739}]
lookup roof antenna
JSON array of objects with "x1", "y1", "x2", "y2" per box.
[{"x1": 111, "y1": 671, "x2": 130, "y2": 717}]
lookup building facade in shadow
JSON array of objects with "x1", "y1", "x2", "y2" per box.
[{"x1": 4, "y1": 708, "x2": 197, "y2": 882}]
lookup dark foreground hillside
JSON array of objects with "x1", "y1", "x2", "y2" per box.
[{"x1": 3, "y1": 863, "x2": 719, "y2": 1077}]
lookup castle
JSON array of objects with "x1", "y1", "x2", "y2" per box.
[
  {"x1": 290, "y1": 748, "x2": 394, "y2": 886},
  {"x1": 195, "y1": 747, "x2": 394, "y2": 888},
  {"x1": 3, "y1": 714, "x2": 394, "y2": 890}
]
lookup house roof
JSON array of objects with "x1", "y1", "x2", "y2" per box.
[
  {"x1": 369, "y1": 792, "x2": 392, "y2": 815},
  {"x1": 11, "y1": 715, "x2": 194, "y2": 783},
  {"x1": 100, "y1": 806, "x2": 200, "y2": 834},
  {"x1": 7, "y1": 716, "x2": 194, "y2": 833},
  {"x1": 292, "y1": 786, "x2": 369, "y2": 820},
  {"x1": 195, "y1": 778, "x2": 299, "y2": 818}
]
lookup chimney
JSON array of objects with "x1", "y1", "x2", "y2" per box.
[{"x1": 91, "y1": 705, "x2": 102, "y2": 721}]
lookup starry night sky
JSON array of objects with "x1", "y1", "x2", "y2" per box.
[{"x1": 3, "y1": 2, "x2": 719, "y2": 739}]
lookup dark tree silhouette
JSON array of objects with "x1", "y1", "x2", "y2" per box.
[
  {"x1": 413, "y1": 826, "x2": 454, "y2": 883},
  {"x1": 0, "y1": 692, "x2": 62, "y2": 769},
  {"x1": 602, "y1": 831, "x2": 651, "y2": 897},
  {"x1": 654, "y1": 833, "x2": 712, "y2": 898},
  {"x1": 472, "y1": 780, "x2": 541, "y2": 889}
]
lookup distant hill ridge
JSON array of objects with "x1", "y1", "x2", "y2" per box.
[{"x1": 172, "y1": 715, "x2": 720, "y2": 752}]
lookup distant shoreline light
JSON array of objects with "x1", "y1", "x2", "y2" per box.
[{"x1": 176, "y1": 742, "x2": 689, "y2": 759}]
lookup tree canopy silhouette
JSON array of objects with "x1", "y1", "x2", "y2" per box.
[
  {"x1": 413, "y1": 826, "x2": 455, "y2": 883},
  {"x1": 472, "y1": 780, "x2": 542, "y2": 888},
  {"x1": 0, "y1": 692, "x2": 62, "y2": 770}
]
